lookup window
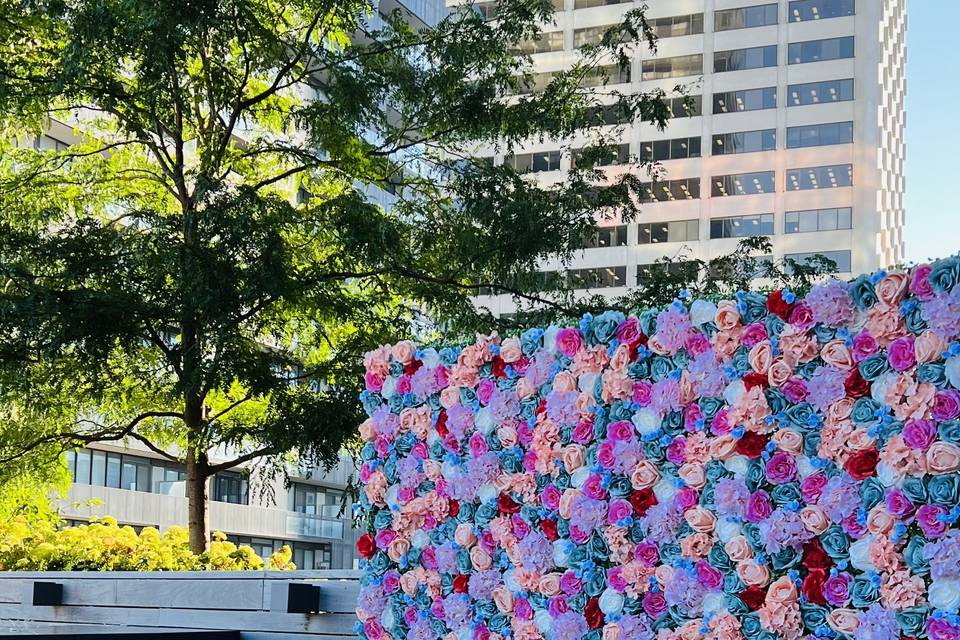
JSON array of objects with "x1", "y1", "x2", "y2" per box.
[
  {"x1": 293, "y1": 542, "x2": 333, "y2": 570},
  {"x1": 571, "y1": 143, "x2": 630, "y2": 168},
  {"x1": 710, "y1": 214, "x2": 775, "y2": 239},
  {"x1": 637, "y1": 220, "x2": 699, "y2": 244},
  {"x1": 568, "y1": 266, "x2": 627, "y2": 288},
  {"x1": 584, "y1": 103, "x2": 633, "y2": 126},
  {"x1": 638, "y1": 136, "x2": 701, "y2": 162},
  {"x1": 788, "y1": 79, "x2": 854, "y2": 106},
  {"x1": 574, "y1": 25, "x2": 632, "y2": 48},
  {"x1": 35, "y1": 135, "x2": 69, "y2": 152},
  {"x1": 711, "y1": 171, "x2": 776, "y2": 196},
  {"x1": 513, "y1": 31, "x2": 565, "y2": 54},
  {"x1": 642, "y1": 54, "x2": 703, "y2": 80},
  {"x1": 667, "y1": 95, "x2": 702, "y2": 117},
  {"x1": 575, "y1": 0, "x2": 632, "y2": 8},
  {"x1": 711, "y1": 255, "x2": 775, "y2": 280},
  {"x1": 785, "y1": 250, "x2": 852, "y2": 273},
  {"x1": 505, "y1": 150, "x2": 561, "y2": 173},
  {"x1": 789, "y1": 0, "x2": 855, "y2": 22},
  {"x1": 213, "y1": 471, "x2": 249, "y2": 504},
  {"x1": 714, "y1": 45, "x2": 777, "y2": 72},
  {"x1": 786, "y1": 121, "x2": 853, "y2": 148},
  {"x1": 68, "y1": 448, "x2": 188, "y2": 493},
  {"x1": 715, "y1": 4, "x2": 778, "y2": 31},
  {"x1": 648, "y1": 13, "x2": 704, "y2": 38},
  {"x1": 121, "y1": 457, "x2": 151, "y2": 492},
  {"x1": 713, "y1": 87, "x2": 777, "y2": 113},
  {"x1": 785, "y1": 207, "x2": 853, "y2": 233},
  {"x1": 472, "y1": 1, "x2": 497, "y2": 19},
  {"x1": 637, "y1": 261, "x2": 695, "y2": 279},
  {"x1": 580, "y1": 63, "x2": 632, "y2": 87},
  {"x1": 712, "y1": 129, "x2": 776, "y2": 155},
  {"x1": 638, "y1": 178, "x2": 700, "y2": 202},
  {"x1": 786, "y1": 164, "x2": 853, "y2": 190},
  {"x1": 292, "y1": 483, "x2": 343, "y2": 518},
  {"x1": 581, "y1": 225, "x2": 628, "y2": 248},
  {"x1": 788, "y1": 36, "x2": 854, "y2": 64}
]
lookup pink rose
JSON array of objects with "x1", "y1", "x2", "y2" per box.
[
  {"x1": 765, "y1": 451, "x2": 798, "y2": 484},
  {"x1": 696, "y1": 560, "x2": 724, "y2": 590},
  {"x1": 821, "y1": 339, "x2": 854, "y2": 369},
  {"x1": 744, "y1": 490, "x2": 773, "y2": 523},
  {"x1": 788, "y1": 303, "x2": 815, "y2": 331},
  {"x1": 851, "y1": 331, "x2": 879, "y2": 362},
  {"x1": 902, "y1": 418, "x2": 937, "y2": 449},
  {"x1": 748, "y1": 340, "x2": 773, "y2": 374},
  {"x1": 909, "y1": 264, "x2": 935, "y2": 300},
  {"x1": 933, "y1": 389, "x2": 960, "y2": 421},
  {"x1": 500, "y1": 337, "x2": 522, "y2": 363},
  {"x1": 555, "y1": 328, "x2": 583, "y2": 358},
  {"x1": 916, "y1": 330, "x2": 948, "y2": 364},
  {"x1": 888, "y1": 335, "x2": 916, "y2": 371},
  {"x1": 608, "y1": 420, "x2": 634, "y2": 442},
  {"x1": 876, "y1": 273, "x2": 909, "y2": 306},
  {"x1": 393, "y1": 340, "x2": 415, "y2": 364},
  {"x1": 781, "y1": 377, "x2": 808, "y2": 403},
  {"x1": 917, "y1": 504, "x2": 948, "y2": 538},
  {"x1": 742, "y1": 322, "x2": 768, "y2": 348},
  {"x1": 927, "y1": 441, "x2": 960, "y2": 474},
  {"x1": 767, "y1": 358, "x2": 793, "y2": 388},
  {"x1": 608, "y1": 498, "x2": 632, "y2": 524}
]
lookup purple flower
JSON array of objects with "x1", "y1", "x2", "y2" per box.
[
  {"x1": 545, "y1": 390, "x2": 579, "y2": 426},
  {"x1": 552, "y1": 612, "x2": 588, "y2": 640},
  {"x1": 933, "y1": 389, "x2": 960, "y2": 421},
  {"x1": 806, "y1": 365, "x2": 847, "y2": 412},
  {"x1": 618, "y1": 614, "x2": 655, "y2": 640},
  {"x1": 713, "y1": 478, "x2": 750, "y2": 519},
  {"x1": 640, "y1": 502, "x2": 683, "y2": 546},
  {"x1": 687, "y1": 351, "x2": 728, "y2": 398},
  {"x1": 854, "y1": 603, "x2": 899, "y2": 640},
  {"x1": 467, "y1": 569, "x2": 501, "y2": 601},
  {"x1": 922, "y1": 284, "x2": 960, "y2": 340},
  {"x1": 443, "y1": 593, "x2": 472, "y2": 630},
  {"x1": 765, "y1": 451, "x2": 798, "y2": 484},
  {"x1": 902, "y1": 418, "x2": 937, "y2": 449},
  {"x1": 650, "y1": 377, "x2": 681, "y2": 415},
  {"x1": 806, "y1": 279, "x2": 856, "y2": 328},
  {"x1": 927, "y1": 617, "x2": 960, "y2": 640},
  {"x1": 823, "y1": 572, "x2": 851, "y2": 607},
  {"x1": 818, "y1": 475, "x2": 861, "y2": 522},
  {"x1": 757, "y1": 508, "x2": 813, "y2": 554},
  {"x1": 744, "y1": 490, "x2": 773, "y2": 523},
  {"x1": 888, "y1": 335, "x2": 917, "y2": 371},
  {"x1": 654, "y1": 306, "x2": 692, "y2": 354},
  {"x1": 569, "y1": 495, "x2": 607, "y2": 533},
  {"x1": 446, "y1": 403, "x2": 474, "y2": 442},
  {"x1": 925, "y1": 531, "x2": 960, "y2": 580},
  {"x1": 884, "y1": 488, "x2": 915, "y2": 519},
  {"x1": 519, "y1": 532, "x2": 553, "y2": 574},
  {"x1": 917, "y1": 504, "x2": 949, "y2": 539},
  {"x1": 664, "y1": 568, "x2": 706, "y2": 617}
]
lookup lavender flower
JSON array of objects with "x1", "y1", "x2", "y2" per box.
[
  {"x1": 924, "y1": 530, "x2": 960, "y2": 580},
  {"x1": 687, "y1": 351, "x2": 729, "y2": 398},
  {"x1": 654, "y1": 306, "x2": 692, "y2": 353},
  {"x1": 806, "y1": 366, "x2": 847, "y2": 412},
  {"x1": 818, "y1": 474, "x2": 861, "y2": 523},
  {"x1": 757, "y1": 508, "x2": 813, "y2": 554},
  {"x1": 410, "y1": 364, "x2": 440, "y2": 399},
  {"x1": 570, "y1": 495, "x2": 607, "y2": 533},
  {"x1": 443, "y1": 593, "x2": 472, "y2": 630},
  {"x1": 640, "y1": 502, "x2": 683, "y2": 546},
  {"x1": 619, "y1": 614, "x2": 656, "y2": 640},
  {"x1": 806, "y1": 279, "x2": 856, "y2": 328},
  {"x1": 921, "y1": 285, "x2": 960, "y2": 340},
  {"x1": 854, "y1": 603, "x2": 900, "y2": 640},
  {"x1": 664, "y1": 568, "x2": 706, "y2": 617},
  {"x1": 357, "y1": 584, "x2": 387, "y2": 617},
  {"x1": 713, "y1": 478, "x2": 750, "y2": 519},
  {"x1": 552, "y1": 612, "x2": 589, "y2": 640},
  {"x1": 489, "y1": 387, "x2": 520, "y2": 422},
  {"x1": 650, "y1": 377, "x2": 681, "y2": 416},
  {"x1": 519, "y1": 532, "x2": 554, "y2": 574},
  {"x1": 467, "y1": 569, "x2": 501, "y2": 601},
  {"x1": 446, "y1": 403, "x2": 474, "y2": 441},
  {"x1": 436, "y1": 542, "x2": 459, "y2": 574},
  {"x1": 546, "y1": 390, "x2": 580, "y2": 426}
]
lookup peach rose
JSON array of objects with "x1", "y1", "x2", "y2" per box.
[
  {"x1": 927, "y1": 441, "x2": 960, "y2": 474},
  {"x1": 916, "y1": 330, "x2": 948, "y2": 364},
  {"x1": 440, "y1": 387, "x2": 461, "y2": 409},
  {"x1": 678, "y1": 462, "x2": 706, "y2": 489},
  {"x1": 767, "y1": 358, "x2": 793, "y2": 388},
  {"x1": 553, "y1": 371, "x2": 577, "y2": 392},
  {"x1": 392, "y1": 340, "x2": 415, "y2": 364},
  {"x1": 800, "y1": 505, "x2": 831, "y2": 535},
  {"x1": 709, "y1": 434, "x2": 739, "y2": 460},
  {"x1": 630, "y1": 460, "x2": 661, "y2": 489},
  {"x1": 654, "y1": 564, "x2": 675, "y2": 587},
  {"x1": 827, "y1": 609, "x2": 860, "y2": 635},
  {"x1": 766, "y1": 576, "x2": 799, "y2": 605},
  {"x1": 400, "y1": 406, "x2": 430, "y2": 440},
  {"x1": 388, "y1": 537, "x2": 411, "y2": 562},
  {"x1": 684, "y1": 506, "x2": 717, "y2": 533},
  {"x1": 538, "y1": 573, "x2": 561, "y2": 596},
  {"x1": 515, "y1": 378, "x2": 537, "y2": 400},
  {"x1": 827, "y1": 397, "x2": 855, "y2": 424},
  {"x1": 715, "y1": 300, "x2": 741, "y2": 331},
  {"x1": 423, "y1": 459, "x2": 441, "y2": 481},
  {"x1": 500, "y1": 337, "x2": 522, "y2": 363},
  {"x1": 748, "y1": 340, "x2": 773, "y2": 374},
  {"x1": 821, "y1": 340, "x2": 854, "y2": 369},
  {"x1": 846, "y1": 428, "x2": 875, "y2": 452},
  {"x1": 358, "y1": 418, "x2": 375, "y2": 442},
  {"x1": 559, "y1": 488, "x2": 581, "y2": 520},
  {"x1": 877, "y1": 273, "x2": 909, "y2": 306},
  {"x1": 400, "y1": 572, "x2": 419, "y2": 596},
  {"x1": 602, "y1": 623, "x2": 621, "y2": 640},
  {"x1": 773, "y1": 429, "x2": 804, "y2": 455},
  {"x1": 455, "y1": 522, "x2": 477, "y2": 548},
  {"x1": 470, "y1": 546, "x2": 493, "y2": 570},
  {"x1": 492, "y1": 585, "x2": 514, "y2": 612},
  {"x1": 562, "y1": 444, "x2": 586, "y2": 472},
  {"x1": 737, "y1": 561, "x2": 771, "y2": 587},
  {"x1": 725, "y1": 536, "x2": 754, "y2": 562}
]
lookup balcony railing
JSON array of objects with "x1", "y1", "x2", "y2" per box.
[{"x1": 286, "y1": 512, "x2": 345, "y2": 540}]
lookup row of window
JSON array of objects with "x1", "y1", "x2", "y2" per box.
[
  {"x1": 67, "y1": 448, "x2": 344, "y2": 520},
  {"x1": 226, "y1": 535, "x2": 335, "y2": 570},
  {"x1": 712, "y1": 164, "x2": 853, "y2": 196},
  {"x1": 579, "y1": 208, "x2": 852, "y2": 249},
  {"x1": 509, "y1": 122, "x2": 852, "y2": 173},
  {"x1": 502, "y1": 1, "x2": 852, "y2": 40}
]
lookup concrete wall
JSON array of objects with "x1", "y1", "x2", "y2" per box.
[{"x1": 0, "y1": 570, "x2": 360, "y2": 640}]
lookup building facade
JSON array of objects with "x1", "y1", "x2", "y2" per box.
[{"x1": 472, "y1": 0, "x2": 906, "y2": 315}]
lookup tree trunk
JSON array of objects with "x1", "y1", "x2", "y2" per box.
[{"x1": 185, "y1": 448, "x2": 209, "y2": 554}]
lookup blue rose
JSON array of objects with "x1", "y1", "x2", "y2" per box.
[
  {"x1": 771, "y1": 482, "x2": 802, "y2": 506},
  {"x1": 387, "y1": 393, "x2": 404, "y2": 413},
  {"x1": 820, "y1": 525, "x2": 850, "y2": 559},
  {"x1": 850, "y1": 274, "x2": 878, "y2": 310},
  {"x1": 609, "y1": 474, "x2": 632, "y2": 497},
  {"x1": 740, "y1": 614, "x2": 764, "y2": 640},
  {"x1": 929, "y1": 256, "x2": 960, "y2": 293},
  {"x1": 623, "y1": 597, "x2": 643, "y2": 615},
  {"x1": 725, "y1": 593, "x2": 749, "y2": 615},
  {"x1": 928, "y1": 474, "x2": 960, "y2": 505},
  {"x1": 706, "y1": 460, "x2": 728, "y2": 483},
  {"x1": 584, "y1": 570, "x2": 607, "y2": 596},
  {"x1": 896, "y1": 608, "x2": 929, "y2": 637},
  {"x1": 742, "y1": 292, "x2": 767, "y2": 324},
  {"x1": 851, "y1": 397, "x2": 881, "y2": 424},
  {"x1": 859, "y1": 353, "x2": 891, "y2": 381},
  {"x1": 770, "y1": 548, "x2": 798, "y2": 571},
  {"x1": 568, "y1": 592, "x2": 588, "y2": 612},
  {"x1": 939, "y1": 420, "x2": 960, "y2": 445},
  {"x1": 699, "y1": 396, "x2": 724, "y2": 419},
  {"x1": 360, "y1": 442, "x2": 378, "y2": 461},
  {"x1": 639, "y1": 308, "x2": 658, "y2": 336},
  {"x1": 643, "y1": 439, "x2": 666, "y2": 463},
  {"x1": 765, "y1": 313, "x2": 785, "y2": 338},
  {"x1": 590, "y1": 310, "x2": 624, "y2": 345},
  {"x1": 627, "y1": 359, "x2": 651, "y2": 380},
  {"x1": 850, "y1": 574, "x2": 880, "y2": 608},
  {"x1": 765, "y1": 388, "x2": 789, "y2": 415},
  {"x1": 373, "y1": 510, "x2": 393, "y2": 530},
  {"x1": 800, "y1": 604, "x2": 829, "y2": 632},
  {"x1": 803, "y1": 431, "x2": 822, "y2": 458},
  {"x1": 918, "y1": 363, "x2": 947, "y2": 388},
  {"x1": 368, "y1": 550, "x2": 391, "y2": 575},
  {"x1": 903, "y1": 535, "x2": 930, "y2": 577},
  {"x1": 650, "y1": 356, "x2": 674, "y2": 381},
  {"x1": 710, "y1": 544, "x2": 733, "y2": 570},
  {"x1": 904, "y1": 306, "x2": 929, "y2": 334},
  {"x1": 520, "y1": 328, "x2": 543, "y2": 356},
  {"x1": 724, "y1": 571, "x2": 745, "y2": 595},
  {"x1": 859, "y1": 477, "x2": 885, "y2": 510},
  {"x1": 731, "y1": 349, "x2": 750, "y2": 375},
  {"x1": 745, "y1": 459, "x2": 765, "y2": 491},
  {"x1": 813, "y1": 325, "x2": 837, "y2": 344},
  {"x1": 901, "y1": 477, "x2": 928, "y2": 504},
  {"x1": 784, "y1": 403, "x2": 815, "y2": 429},
  {"x1": 662, "y1": 410, "x2": 683, "y2": 435}
]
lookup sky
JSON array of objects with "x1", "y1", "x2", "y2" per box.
[{"x1": 904, "y1": 1, "x2": 960, "y2": 262}]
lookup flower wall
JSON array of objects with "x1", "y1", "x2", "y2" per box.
[{"x1": 355, "y1": 261, "x2": 960, "y2": 640}]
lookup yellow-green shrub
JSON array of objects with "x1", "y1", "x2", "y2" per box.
[{"x1": 0, "y1": 516, "x2": 295, "y2": 571}]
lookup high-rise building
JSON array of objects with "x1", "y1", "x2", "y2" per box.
[
  {"x1": 471, "y1": 0, "x2": 906, "y2": 315},
  {"x1": 48, "y1": 0, "x2": 449, "y2": 571}
]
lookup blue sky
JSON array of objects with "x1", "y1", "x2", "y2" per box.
[{"x1": 904, "y1": 2, "x2": 960, "y2": 262}]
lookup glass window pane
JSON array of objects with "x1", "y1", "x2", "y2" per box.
[
  {"x1": 75, "y1": 450, "x2": 92, "y2": 485},
  {"x1": 799, "y1": 211, "x2": 818, "y2": 232},
  {"x1": 121, "y1": 461, "x2": 137, "y2": 490},
  {"x1": 106, "y1": 454, "x2": 121, "y2": 488},
  {"x1": 136, "y1": 463, "x2": 150, "y2": 492},
  {"x1": 819, "y1": 208, "x2": 838, "y2": 230},
  {"x1": 838, "y1": 207, "x2": 852, "y2": 229},
  {"x1": 66, "y1": 450, "x2": 77, "y2": 480},
  {"x1": 91, "y1": 451, "x2": 106, "y2": 487}
]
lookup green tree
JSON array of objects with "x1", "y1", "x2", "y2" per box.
[{"x1": 0, "y1": 0, "x2": 698, "y2": 551}]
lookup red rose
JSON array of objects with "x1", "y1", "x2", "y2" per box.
[
  {"x1": 498, "y1": 492, "x2": 521, "y2": 514},
  {"x1": 453, "y1": 574, "x2": 469, "y2": 593},
  {"x1": 844, "y1": 368, "x2": 870, "y2": 398},
  {"x1": 742, "y1": 372, "x2": 769, "y2": 391},
  {"x1": 629, "y1": 488, "x2": 658, "y2": 517},
  {"x1": 802, "y1": 569, "x2": 828, "y2": 606},
  {"x1": 356, "y1": 533, "x2": 376, "y2": 559},
  {"x1": 739, "y1": 585, "x2": 766, "y2": 610},
  {"x1": 845, "y1": 447, "x2": 879, "y2": 480},
  {"x1": 536, "y1": 399, "x2": 547, "y2": 416},
  {"x1": 735, "y1": 431, "x2": 769, "y2": 459},
  {"x1": 541, "y1": 518, "x2": 559, "y2": 541},
  {"x1": 491, "y1": 356, "x2": 507, "y2": 378},
  {"x1": 802, "y1": 539, "x2": 832, "y2": 572},
  {"x1": 513, "y1": 356, "x2": 530, "y2": 375},
  {"x1": 448, "y1": 499, "x2": 460, "y2": 518},
  {"x1": 584, "y1": 596, "x2": 604, "y2": 629},
  {"x1": 435, "y1": 410, "x2": 448, "y2": 438},
  {"x1": 766, "y1": 289, "x2": 794, "y2": 319},
  {"x1": 403, "y1": 359, "x2": 423, "y2": 375}
]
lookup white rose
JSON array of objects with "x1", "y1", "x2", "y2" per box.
[
  {"x1": 871, "y1": 372, "x2": 898, "y2": 404},
  {"x1": 534, "y1": 609, "x2": 553, "y2": 635},
  {"x1": 553, "y1": 540, "x2": 571, "y2": 567},
  {"x1": 570, "y1": 466, "x2": 590, "y2": 489},
  {"x1": 702, "y1": 592, "x2": 727, "y2": 616},
  {"x1": 724, "y1": 379, "x2": 746, "y2": 406},
  {"x1": 716, "y1": 518, "x2": 742, "y2": 543},
  {"x1": 504, "y1": 569, "x2": 521, "y2": 593},
  {"x1": 457, "y1": 627, "x2": 473, "y2": 640},
  {"x1": 876, "y1": 461, "x2": 902, "y2": 487},
  {"x1": 929, "y1": 579, "x2": 960, "y2": 612},
  {"x1": 653, "y1": 477, "x2": 677, "y2": 503},
  {"x1": 947, "y1": 357, "x2": 960, "y2": 390},
  {"x1": 632, "y1": 408, "x2": 660, "y2": 436},
  {"x1": 419, "y1": 347, "x2": 440, "y2": 368},
  {"x1": 848, "y1": 536, "x2": 876, "y2": 572},
  {"x1": 724, "y1": 455, "x2": 749, "y2": 479},
  {"x1": 412, "y1": 530, "x2": 430, "y2": 549},
  {"x1": 475, "y1": 407, "x2": 495, "y2": 434},
  {"x1": 579, "y1": 372, "x2": 598, "y2": 393},
  {"x1": 599, "y1": 588, "x2": 624, "y2": 614},
  {"x1": 543, "y1": 326, "x2": 560, "y2": 353},
  {"x1": 796, "y1": 456, "x2": 815, "y2": 478},
  {"x1": 380, "y1": 375, "x2": 396, "y2": 399},
  {"x1": 384, "y1": 484, "x2": 399, "y2": 511},
  {"x1": 690, "y1": 299, "x2": 718, "y2": 326},
  {"x1": 477, "y1": 483, "x2": 498, "y2": 504}
]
